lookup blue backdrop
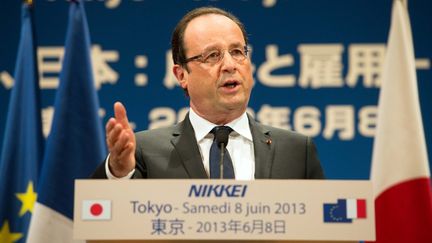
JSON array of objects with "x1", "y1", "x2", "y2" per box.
[{"x1": 1, "y1": 0, "x2": 431, "y2": 179}]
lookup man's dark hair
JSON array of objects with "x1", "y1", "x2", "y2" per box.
[{"x1": 171, "y1": 7, "x2": 249, "y2": 68}]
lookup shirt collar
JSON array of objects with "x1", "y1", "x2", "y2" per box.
[{"x1": 189, "y1": 108, "x2": 253, "y2": 142}]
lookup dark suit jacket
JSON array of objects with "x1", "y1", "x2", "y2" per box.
[{"x1": 92, "y1": 114, "x2": 325, "y2": 179}]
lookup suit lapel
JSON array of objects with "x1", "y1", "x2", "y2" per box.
[
  {"x1": 171, "y1": 114, "x2": 208, "y2": 178},
  {"x1": 248, "y1": 114, "x2": 274, "y2": 179}
]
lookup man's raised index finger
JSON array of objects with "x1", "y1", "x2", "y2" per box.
[{"x1": 113, "y1": 101, "x2": 130, "y2": 128}]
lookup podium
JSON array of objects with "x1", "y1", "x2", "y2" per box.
[{"x1": 74, "y1": 180, "x2": 375, "y2": 242}]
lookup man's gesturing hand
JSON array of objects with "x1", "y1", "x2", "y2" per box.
[{"x1": 105, "y1": 102, "x2": 136, "y2": 177}]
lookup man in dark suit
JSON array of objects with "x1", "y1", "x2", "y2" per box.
[{"x1": 92, "y1": 7, "x2": 324, "y2": 180}]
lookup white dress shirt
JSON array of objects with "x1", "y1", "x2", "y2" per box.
[
  {"x1": 106, "y1": 108, "x2": 255, "y2": 180},
  {"x1": 189, "y1": 109, "x2": 255, "y2": 180}
]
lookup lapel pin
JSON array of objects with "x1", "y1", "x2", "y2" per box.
[{"x1": 266, "y1": 139, "x2": 272, "y2": 145}]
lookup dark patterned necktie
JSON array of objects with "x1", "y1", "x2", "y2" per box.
[{"x1": 209, "y1": 126, "x2": 235, "y2": 179}]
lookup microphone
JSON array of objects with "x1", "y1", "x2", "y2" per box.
[{"x1": 214, "y1": 127, "x2": 231, "y2": 179}]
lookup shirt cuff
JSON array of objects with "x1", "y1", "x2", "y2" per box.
[{"x1": 105, "y1": 154, "x2": 135, "y2": 179}]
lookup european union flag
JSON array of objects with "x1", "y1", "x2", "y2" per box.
[
  {"x1": 27, "y1": 0, "x2": 107, "y2": 242},
  {"x1": 0, "y1": 3, "x2": 44, "y2": 243},
  {"x1": 323, "y1": 199, "x2": 353, "y2": 223}
]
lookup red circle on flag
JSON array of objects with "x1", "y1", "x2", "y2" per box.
[{"x1": 90, "y1": 203, "x2": 103, "y2": 216}]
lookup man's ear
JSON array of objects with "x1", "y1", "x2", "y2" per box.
[{"x1": 173, "y1": 64, "x2": 188, "y2": 89}]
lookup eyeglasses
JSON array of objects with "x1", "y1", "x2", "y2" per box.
[{"x1": 184, "y1": 46, "x2": 249, "y2": 65}]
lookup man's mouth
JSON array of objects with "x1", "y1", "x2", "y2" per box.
[{"x1": 222, "y1": 80, "x2": 239, "y2": 88}]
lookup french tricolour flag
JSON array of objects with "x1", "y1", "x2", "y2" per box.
[
  {"x1": 82, "y1": 200, "x2": 111, "y2": 221},
  {"x1": 346, "y1": 199, "x2": 366, "y2": 219}
]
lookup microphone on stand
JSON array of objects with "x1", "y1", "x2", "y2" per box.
[{"x1": 214, "y1": 127, "x2": 231, "y2": 179}]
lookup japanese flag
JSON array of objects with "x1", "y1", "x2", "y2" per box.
[{"x1": 82, "y1": 200, "x2": 111, "y2": 221}]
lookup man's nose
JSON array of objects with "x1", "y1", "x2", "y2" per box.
[{"x1": 220, "y1": 50, "x2": 237, "y2": 72}]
